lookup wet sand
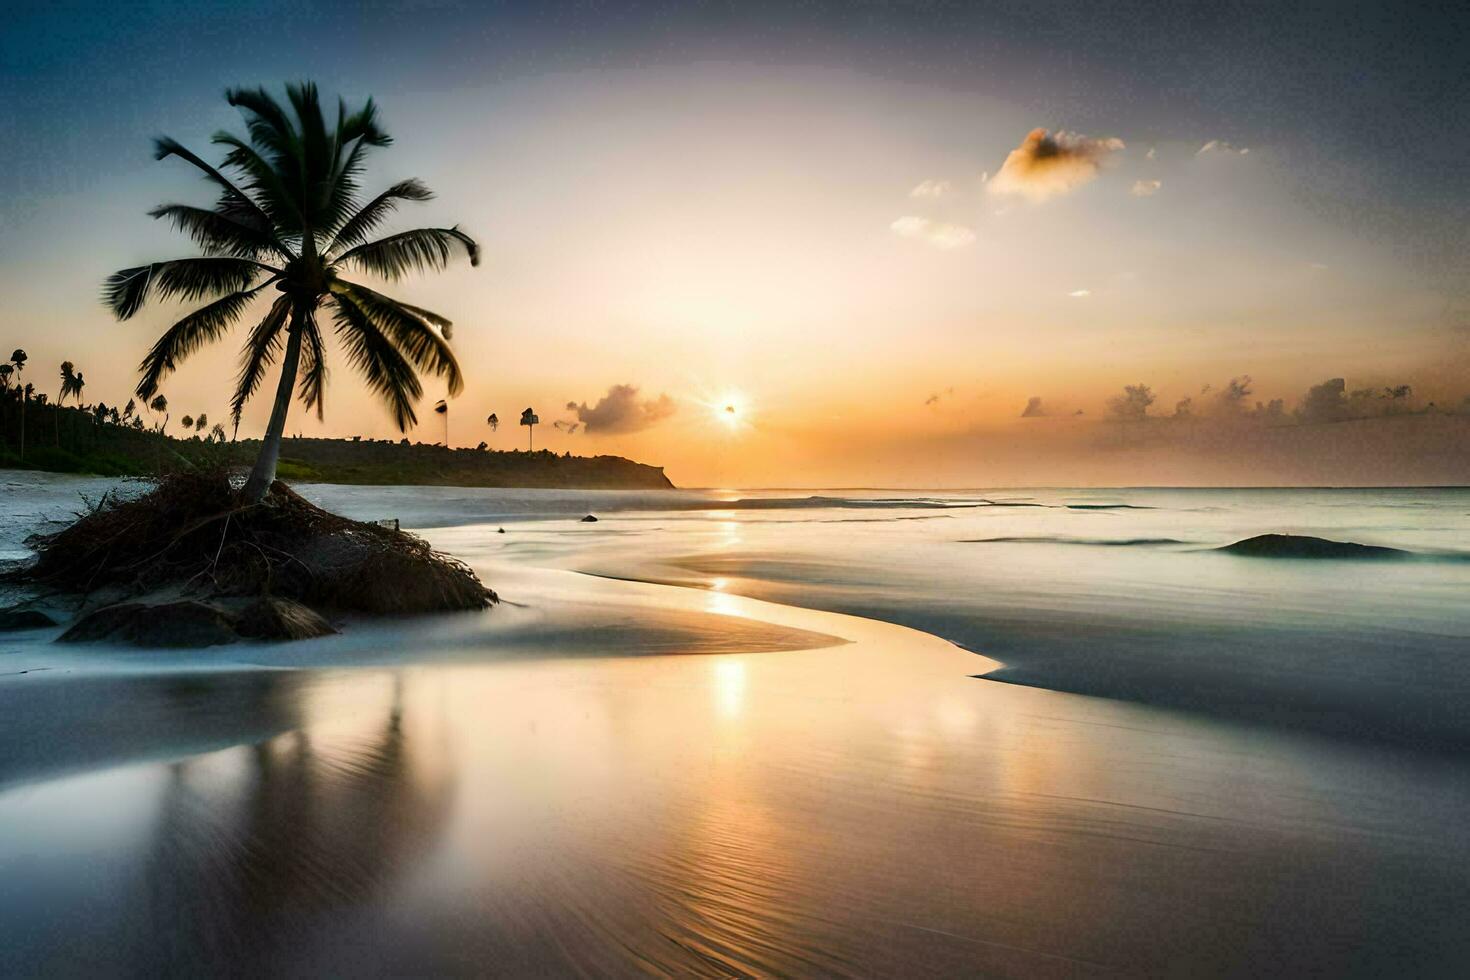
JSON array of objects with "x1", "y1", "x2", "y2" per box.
[{"x1": 4, "y1": 554, "x2": 1470, "y2": 975}]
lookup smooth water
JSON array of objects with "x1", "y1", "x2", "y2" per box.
[{"x1": 3, "y1": 475, "x2": 1470, "y2": 975}]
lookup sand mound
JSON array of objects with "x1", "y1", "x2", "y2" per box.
[{"x1": 10, "y1": 470, "x2": 494, "y2": 644}]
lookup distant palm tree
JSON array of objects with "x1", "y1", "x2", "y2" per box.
[
  {"x1": 11, "y1": 349, "x2": 27, "y2": 459},
  {"x1": 195, "y1": 413, "x2": 208, "y2": 433},
  {"x1": 122, "y1": 398, "x2": 136, "y2": 422},
  {"x1": 487, "y1": 412, "x2": 498, "y2": 432},
  {"x1": 150, "y1": 394, "x2": 169, "y2": 432},
  {"x1": 210, "y1": 422, "x2": 227, "y2": 442},
  {"x1": 103, "y1": 82, "x2": 478, "y2": 502},
  {"x1": 181, "y1": 414, "x2": 195, "y2": 431},
  {"x1": 0, "y1": 364, "x2": 11, "y2": 392},
  {"x1": 55, "y1": 361, "x2": 77, "y2": 445}
]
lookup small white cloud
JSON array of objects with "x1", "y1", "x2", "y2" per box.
[
  {"x1": 909, "y1": 179, "x2": 952, "y2": 199},
  {"x1": 1068, "y1": 289, "x2": 1091, "y2": 298},
  {"x1": 979, "y1": 170, "x2": 989, "y2": 183},
  {"x1": 1197, "y1": 139, "x2": 1250, "y2": 156},
  {"x1": 890, "y1": 216, "x2": 976, "y2": 249},
  {"x1": 1145, "y1": 147, "x2": 1157, "y2": 160},
  {"x1": 1130, "y1": 179, "x2": 1162, "y2": 197}
]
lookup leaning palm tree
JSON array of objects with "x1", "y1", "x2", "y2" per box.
[{"x1": 103, "y1": 82, "x2": 477, "y2": 502}]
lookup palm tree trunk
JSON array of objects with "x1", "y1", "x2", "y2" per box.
[{"x1": 242, "y1": 311, "x2": 304, "y2": 503}]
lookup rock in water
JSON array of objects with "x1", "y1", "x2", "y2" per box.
[
  {"x1": 581, "y1": 514, "x2": 599, "y2": 522},
  {"x1": 0, "y1": 607, "x2": 57, "y2": 631},
  {"x1": 1216, "y1": 533, "x2": 1409, "y2": 560},
  {"x1": 61, "y1": 601, "x2": 241, "y2": 648},
  {"x1": 236, "y1": 597, "x2": 336, "y2": 641}
]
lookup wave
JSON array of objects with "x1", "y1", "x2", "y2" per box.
[
  {"x1": 711, "y1": 496, "x2": 982, "y2": 510},
  {"x1": 961, "y1": 536, "x2": 1188, "y2": 547},
  {"x1": 1064, "y1": 503, "x2": 1155, "y2": 510}
]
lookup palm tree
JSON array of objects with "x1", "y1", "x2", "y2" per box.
[
  {"x1": 150, "y1": 394, "x2": 169, "y2": 432},
  {"x1": 55, "y1": 361, "x2": 76, "y2": 445},
  {"x1": 195, "y1": 413, "x2": 208, "y2": 434},
  {"x1": 519, "y1": 407, "x2": 538, "y2": 451},
  {"x1": 181, "y1": 414, "x2": 195, "y2": 431},
  {"x1": 487, "y1": 412, "x2": 498, "y2": 433},
  {"x1": 103, "y1": 82, "x2": 478, "y2": 503},
  {"x1": 11, "y1": 349, "x2": 27, "y2": 459}
]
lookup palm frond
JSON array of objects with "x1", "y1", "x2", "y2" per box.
[
  {"x1": 103, "y1": 257, "x2": 271, "y2": 319},
  {"x1": 329, "y1": 295, "x2": 423, "y2": 429},
  {"x1": 136, "y1": 280, "x2": 275, "y2": 399},
  {"x1": 231, "y1": 295, "x2": 292, "y2": 427},
  {"x1": 332, "y1": 281, "x2": 463, "y2": 395},
  {"x1": 325, "y1": 179, "x2": 434, "y2": 253},
  {"x1": 224, "y1": 86, "x2": 301, "y2": 169},
  {"x1": 212, "y1": 132, "x2": 304, "y2": 230},
  {"x1": 338, "y1": 96, "x2": 391, "y2": 149},
  {"x1": 152, "y1": 137, "x2": 276, "y2": 231},
  {"x1": 148, "y1": 203, "x2": 288, "y2": 259},
  {"x1": 287, "y1": 82, "x2": 330, "y2": 177},
  {"x1": 333, "y1": 226, "x2": 479, "y2": 281},
  {"x1": 297, "y1": 313, "x2": 328, "y2": 419}
]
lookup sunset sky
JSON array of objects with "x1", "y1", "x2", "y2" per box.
[{"x1": 3, "y1": 1, "x2": 1467, "y2": 486}]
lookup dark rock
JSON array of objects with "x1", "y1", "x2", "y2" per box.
[
  {"x1": 580, "y1": 515, "x2": 599, "y2": 522},
  {"x1": 498, "y1": 527, "x2": 506, "y2": 534},
  {"x1": 1216, "y1": 533, "x2": 1409, "y2": 560},
  {"x1": 60, "y1": 601, "x2": 241, "y2": 648},
  {"x1": 237, "y1": 597, "x2": 336, "y2": 641},
  {"x1": 0, "y1": 607, "x2": 58, "y2": 630}
]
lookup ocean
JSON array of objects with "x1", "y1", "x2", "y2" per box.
[{"x1": 2, "y1": 474, "x2": 1468, "y2": 974}]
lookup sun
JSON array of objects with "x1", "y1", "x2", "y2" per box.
[{"x1": 711, "y1": 392, "x2": 748, "y2": 428}]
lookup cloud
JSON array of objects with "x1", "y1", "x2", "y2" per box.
[
  {"x1": 1068, "y1": 288, "x2": 1091, "y2": 298},
  {"x1": 1020, "y1": 396, "x2": 1046, "y2": 418},
  {"x1": 565, "y1": 384, "x2": 676, "y2": 434},
  {"x1": 890, "y1": 216, "x2": 976, "y2": 249},
  {"x1": 1130, "y1": 179, "x2": 1162, "y2": 197},
  {"x1": 909, "y1": 179, "x2": 951, "y2": 199},
  {"x1": 553, "y1": 419, "x2": 581, "y2": 434},
  {"x1": 987, "y1": 128, "x2": 1125, "y2": 202},
  {"x1": 1197, "y1": 139, "x2": 1249, "y2": 156},
  {"x1": 1145, "y1": 147, "x2": 1156, "y2": 160}
]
